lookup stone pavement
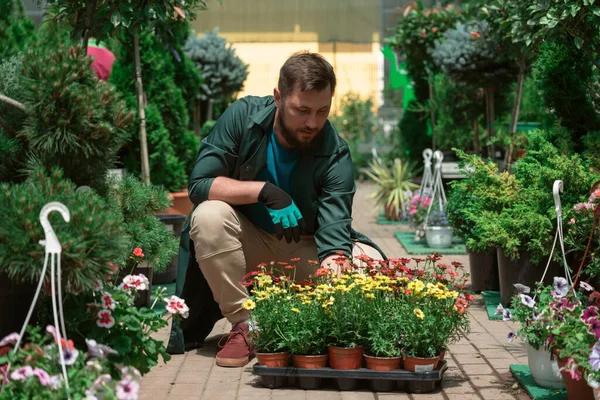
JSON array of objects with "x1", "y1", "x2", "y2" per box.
[{"x1": 139, "y1": 182, "x2": 533, "y2": 400}]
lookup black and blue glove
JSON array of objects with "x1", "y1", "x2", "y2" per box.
[{"x1": 258, "y1": 182, "x2": 305, "y2": 243}]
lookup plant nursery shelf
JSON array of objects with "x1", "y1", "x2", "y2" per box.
[{"x1": 252, "y1": 361, "x2": 448, "y2": 393}]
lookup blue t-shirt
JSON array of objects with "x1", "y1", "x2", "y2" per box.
[{"x1": 241, "y1": 130, "x2": 300, "y2": 233}]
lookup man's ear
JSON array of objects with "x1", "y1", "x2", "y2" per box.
[{"x1": 274, "y1": 87, "x2": 281, "y2": 108}]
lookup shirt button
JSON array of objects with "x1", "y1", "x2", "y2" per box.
[{"x1": 243, "y1": 165, "x2": 251, "y2": 171}]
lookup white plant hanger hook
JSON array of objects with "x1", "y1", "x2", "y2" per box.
[
  {"x1": 537, "y1": 180, "x2": 573, "y2": 297},
  {"x1": 418, "y1": 148, "x2": 434, "y2": 199},
  {"x1": 424, "y1": 151, "x2": 448, "y2": 227},
  {"x1": 12, "y1": 201, "x2": 72, "y2": 398}
]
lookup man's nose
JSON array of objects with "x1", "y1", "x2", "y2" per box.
[{"x1": 305, "y1": 113, "x2": 318, "y2": 130}]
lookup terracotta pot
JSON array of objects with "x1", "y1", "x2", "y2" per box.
[
  {"x1": 439, "y1": 350, "x2": 446, "y2": 362},
  {"x1": 328, "y1": 345, "x2": 364, "y2": 370},
  {"x1": 384, "y1": 204, "x2": 400, "y2": 221},
  {"x1": 165, "y1": 190, "x2": 194, "y2": 216},
  {"x1": 256, "y1": 352, "x2": 290, "y2": 367},
  {"x1": 292, "y1": 354, "x2": 328, "y2": 369},
  {"x1": 404, "y1": 355, "x2": 441, "y2": 372},
  {"x1": 555, "y1": 352, "x2": 595, "y2": 400},
  {"x1": 364, "y1": 355, "x2": 402, "y2": 371}
]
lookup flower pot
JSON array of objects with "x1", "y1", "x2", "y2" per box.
[
  {"x1": 468, "y1": 247, "x2": 500, "y2": 293},
  {"x1": 328, "y1": 345, "x2": 363, "y2": 370},
  {"x1": 165, "y1": 190, "x2": 194, "y2": 216},
  {"x1": 256, "y1": 351, "x2": 290, "y2": 367},
  {"x1": 384, "y1": 204, "x2": 400, "y2": 221},
  {"x1": 292, "y1": 354, "x2": 327, "y2": 389},
  {"x1": 153, "y1": 213, "x2": 187, "y2": 284},
  {"x1": 555, "y1": 351, "x2": 595, "y2": 400},
  {"x1": 497, "y1": 247, "x2": 560, "y2": 307},
  {"x1": 403, "y1": 355, "x2": 441, "y2": 372},
  {"x1": 526, "y1": 343, "x2": 564, "y2": 389},
  {"x1": 0, "y1": 274, "x2": 37, "y2": 338},
  {"x1": 439, "y1": 350, "x2": 446, "y2": 362},
  {"x1": 424, "y1": 226, "x2": 453, "y2": 249},
  {"x1": 364, "y1": 355, "x2": 402, "y2": 371},
  {"x1": 588, "y1": 378, "x2": 600, "y2": 400}
]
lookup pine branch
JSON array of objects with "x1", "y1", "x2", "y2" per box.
[{"x1": 0, "y1": 93, "x2": 25, "y2": 112}]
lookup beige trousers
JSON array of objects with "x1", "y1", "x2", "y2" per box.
[{"x1": 189, "y1": 200, "x2": 382, "y2": 325}]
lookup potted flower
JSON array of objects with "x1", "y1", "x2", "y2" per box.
[
  {"x1": 409, "y1": 194, "x2": 432, "y2": 241},
  {"x1": 0, "y1": 325, "x2": 141, "y2": 398},
  {"x1": 365, "y1": 158, "x2": 418, "y2": 222},
  {"x1": 504, "y1": 280, "x2": 565, "y2": 388},
  {"x1": 424, "y1": 206, "x2": 453, "y2": 249},
  {"x1": 241, "y1": 264, "x2": 291, "y2": 368}
]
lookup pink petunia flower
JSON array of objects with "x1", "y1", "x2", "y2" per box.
[
  {"x1": 0, "y1": 332, "x2": 19, "y2": 348},
  {"x1": 11, "y1": 366, "x2": 33, "y2": 381},
  {"x1": 116, "y1": 376, "x2": 140, "y2": 400},
  {"x1": 32, "y1": 367, "x2": 51, "y2": 387}
]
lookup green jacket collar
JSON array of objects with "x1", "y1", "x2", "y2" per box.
[{"x1": 248, "y1": 98, "x2": 340, "y2": 157}]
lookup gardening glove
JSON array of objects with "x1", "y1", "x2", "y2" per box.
[{"x1": 258, "y1": 182, "x2": 305, "y2": 243}]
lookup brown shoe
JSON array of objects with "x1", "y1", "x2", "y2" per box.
[{"x1": 215, "y1": 322, "x2": 254, "y2": 367}]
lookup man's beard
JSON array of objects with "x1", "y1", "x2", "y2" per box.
[{"x1": 277, "y1": 105, "x2": 323, "y2": 151}]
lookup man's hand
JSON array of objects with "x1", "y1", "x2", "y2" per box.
[
  {"x1": 320, "y1": 253, "x2": 352, "y2": 278},
  {"x1": 258, "y1": 182, "x2": 305, "y2": 243}
]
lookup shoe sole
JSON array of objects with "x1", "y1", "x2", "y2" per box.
[{"x1": 215, "y1": 356, "x2": 250, "y2": 368}]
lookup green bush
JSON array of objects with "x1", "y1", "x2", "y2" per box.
[
  {"x1": 0, "y1": 0, "x2": 35, "y2": 61},
  {"x1": 0, "y1": 167, "x2": 129, "y2": 290},
  {"x1": 107, "y1": 175, "x2": 178, "y2": 273},
  {"x1": 0, "y1": 56, "x2": 26, "y2": 182}
]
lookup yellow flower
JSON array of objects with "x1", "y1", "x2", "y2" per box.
[
  {"x1": 365, "y1": 293, "x2": 375, "y2": 299},
  {"x1": 302, "y1": 300, "x2": 313, "y2": 305},
  {"x1": 291, "y1": 308, "x2": 300, "y2": 313},
  {"x1": 414, "y1": 308, "x2": 425, "y2": 320},
  {"x1": 407, "y1": 280, "x2": 425, "y2": 294},
  {"x1": 242, "y1": 299, "x2": 256, "y2": 310}
]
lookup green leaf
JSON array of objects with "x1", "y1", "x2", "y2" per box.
[
  {"x1": 111, "y1": 11, "x2": 121, "y2": 27},
  {"x1": 113, "y1": 335, "x2": 132, "y2": 354},
  {"x1": 120, "y1": 315, "x2": 142, "y2": 331},
  {"x1": 574, "y1": 36, "x2": 584, "y2": 49},
  {"x1": 145, "y1": 339, "x2": 157, "y2": 354}
]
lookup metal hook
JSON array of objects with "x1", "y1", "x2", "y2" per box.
[
  {"x1": 39, "y1": 202, "x2": 71, "y2": 255},
  {"x1": 423, "y1": 148, "x2": 433, "y2": 167},
  {"x1": 553, "y1": 180, "x2": 563, "y2": 217},
  {"x1": 433, "y1": 150, "x2": 444, "y2": 169}
]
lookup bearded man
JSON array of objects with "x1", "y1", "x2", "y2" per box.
[{"x1": 166, "y1": 51, "x2": 384, "y2": 367}]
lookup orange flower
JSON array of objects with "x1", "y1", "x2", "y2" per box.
[
  {"x1": 432, "y1": 27, "x2": 439, "y2": 34},
  {"x1": 470, "y1": 31, "x2": 481, "y2": 39},
  {"x1": 132, "y1": 247, "x2": 144, "y2": 258}
]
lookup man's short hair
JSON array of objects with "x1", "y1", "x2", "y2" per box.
[{"x1": 278, "y1": 51, "x2": 336, "y2": 98}]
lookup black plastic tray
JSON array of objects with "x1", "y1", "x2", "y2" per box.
[{"x1": 252, "y1": 361, "x2": 447, "y2": 393}]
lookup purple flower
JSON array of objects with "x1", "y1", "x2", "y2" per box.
[
  {"x1": 520, "y1": 294, "x2": 536, "y2": 308},
  {"x1": 552, "y1": 277, "x2": 569, "y2": 298},
  {"x1": 507, "y1": 332, "x2": 517, "y2": 343},
  {"x1": 86, "y1": 339, "x2": 118, "y2": 359},
  {"x1": 116, "y1": 377, "x2": 140, "y2": 400},
  {"x1": 588, "y1": 318, "x2": 600, "y2": 339},
  {"x1": 547, "y1": 334, "x2": 555, "y2": 344},
  {"x1": 514, "y1": 284, "x2": 530, "y2": 294},
  {"x1": 590, "y1": 341, "x2": 600, "y2": 371},
  {"x1": 32, "y1": 367, "x2": 51, "y2": 387},
  {"x1": 582, "y1": 307, "x2": 598, "y2": 323},
  {"x1": 0, "y1": 332, "x2": 19, "y2": 348},
  {"x1": 494, "y1": 304, "x2": 504, "y2": 316},
  {"x1": 532, "y1": 309, "x2": 541, "y2": 320},
  {"x1": 61, "y1": 347, "x2": 79, "y2": 366},
  {"x1": 49, "y1": 375, "x2": 62, "y2": 390},
  {"x1": 581, "y1": 282, "x2": 594, "y2": 292},
  {"x1": 503, "y1": 308, "x2": 512, "y2": 321},
  {"x1": 11, "y1": 366, "x2": 33, "y2": 381}
]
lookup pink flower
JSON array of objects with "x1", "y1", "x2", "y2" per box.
[
  {"x1": 470, "y1": 31, "x2": 481, "y2": 39},
  {"x1": 563, "y1": 358, "x2": 582, "y2": 381},
  {"x1": 96, "y1": 310, "x2": 115, "y2": 329},
  {"x1": 93, "y1": 374, "x2": 112, "y2": 387},
  {"x1": 93, "y1": 280, "x2": 103, "y2": 292},
  {"x1": 121, "y1": 274, "x2": 149, "y2": 291},
  {"x1": 116, "y1": 376, "x2": 140, "y2": 400},
  {"x1": 569, "y1": 218, "x2": 577, "y2": 225},
  {"x1": 0, "y1": 332, "x2": 19, "y2": 348},
  {"x1": 11, "y1": 366, "x2": 33, "y2": 381},
  {"x1": 164, "y1": 296, "x2": 190, "y2": 319},
  {"x1": 101, "y1": 293, "x2": 116, "y2": 310},
  {"x1": 132, "y1": 247, "x2": 144, "y2": 258},
  {"x1": 32, "y1": 367, "x2": 51, "y2": 387}
]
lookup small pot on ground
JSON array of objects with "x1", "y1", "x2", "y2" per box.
[
  {"x1": 165, "y1": 190, "x2": 194, "y2": 216},
  {"x1": 328, "y1": 345, "x2": 363, "y2": 370},
  {"x1": 497, "y1": 247, "x2": 560, "y2": 307},
  {"x1": 403, "y1": 355, "x2": 441, "y2": 372},
  {"x1": 365, "y1": 354, "x2": 402, "y2": 392},
  {"x1": 526, "y1": 343, "x2": 564, "y2": 389},
  {"x1": 468, "y1": 247, "x2": 500, "y2": 293},
  {"x1": 424, "y1": 226, "x2": 453, "y2": 249},
  {"x1": 256, "y1": 351, "x2": 290, "y2": 367},
  {"x1": 555, "y1": 350, "x2": 594, "y2": 400},
  {"x1": 293, "y1": 354, "x2": 327, "y2": 389}
]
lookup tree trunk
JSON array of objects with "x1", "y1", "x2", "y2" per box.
[
  {"x1": 0, "y1": 94, "x2": 25, "y2": 112},
  {"x1": 134, "y1": 33, "x2": 151, "y2": 185},
  {"x1": 506, "y1": 59, "x2": 526, "y2": 168},
  {"x1": 485, "y1": 85, "x2": 495, "y2": 159},
  {"x1": 193, "y1": 98, "x2": 201, "y2": 136},
  {"x1": 473, "y1": 119, "x2": 480, "y2": 155},
  {"x1": 206, "y1": 99, "x2": 214, "y2": 122}
]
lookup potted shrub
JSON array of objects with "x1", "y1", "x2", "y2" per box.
[
  {"x1": 446, "y1": 150, "x2": 519, "y2": 292},
  {"x1": 365, "y1": 157, "x2": 418, "y2": 222},
  {"x1": 424, "y1": 207, "x2": 453, "y2": 248},
  {"x1": 505, "y1": 280, "x2": 564, "y2": 388}
]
